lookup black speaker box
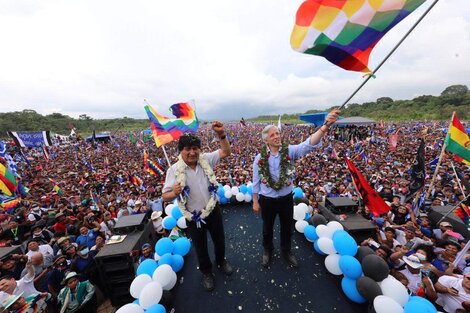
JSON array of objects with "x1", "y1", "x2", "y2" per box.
[
  {"x1": 113, "y1": 213, "x2": 149, "y2": 235},
  {"x1": 325, "y1": 197, "x2": 359, "y2": 214}
]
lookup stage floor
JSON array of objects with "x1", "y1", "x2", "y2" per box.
[{"x1": 170, "y1": 204, "x2": 366, "y2": 313}]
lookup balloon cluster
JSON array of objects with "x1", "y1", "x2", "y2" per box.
[
  {"x1": 293, "y1": 203, "x2": 311, "y2": 232},
  {"x1": 297, "y1": 216, "x2": 436, "y2": 313},
  {"x1": 217, "y1": 183, "x2": 253, "y2": 205},
  {"x1": 162, "y1": 204, "x2": 187, "y2": 230},
  {"x1": 116, "y1": 237, "x2": 191, "y2": 313}
]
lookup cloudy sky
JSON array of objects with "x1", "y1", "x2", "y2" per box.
[{"x1": 0, "y1": 0, "x2": 469, "y2": 120}]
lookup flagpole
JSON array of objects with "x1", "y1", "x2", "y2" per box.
[
  {"x1": 435, "y1": 193, "x2": 470, "y2": 226},
  {"x1": 451, "y1": 160, "x2": 467, "y2": 197},
  {"x1": 161, "y1": 145, "x2": 172, "y2": 168},
  {"x1": 425, "y1": 112, "x2": 454, "y2": 201}
]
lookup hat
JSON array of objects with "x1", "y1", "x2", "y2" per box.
[
  {"x1": 402, "y1": 255, "x2": 423, "y2": 269},
  {"x1": 31, "y1": 205, "x2": 41, "y2": 212},
  {"x1": 62, "y1": 271, "x2": 79, "y2": 284},
  {"x1": 32, "y1": 220, "x2": 46, "y2": 230},
  {"x1": 141, "y1": 243, "x2": 151, "y2": 250},
  {"x1": 0, "y1": 292, "x2": 23, "y2": 310},
  {"x1": 64, "y1": 244, "x2": 75, "y2": 251},
  {"x1": 55, "y1": 212, "x2": 65, "y2": 219},
  {"x1": 57, "y1": 236, "x2": 69, "y2": 245},
  {"x1": 135, "y1": 199, "x2": 143, "y2": 206},
  {"x1": 440, "y1": 221, "x2": 453, "y2": 228},
  {"x1": 53, "y1": 254, "x2": 67, "y2": 264},
  {"x1": 151, "y1": 211, "x2": 162, "y2": 220}
]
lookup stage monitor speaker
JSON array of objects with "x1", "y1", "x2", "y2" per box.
[
  {"x1": 95, "y1": 225, "x2": 156, "y2": 307},
  {"x1": 318, "y1": 203, "x2": 375, "y2": 243},
  {"x1": 325, "y1": 197, "x2": 359, "y2": 215},
  {"x1": 113, "y1": 213, "x2": 149, "y2": 235},
  {"x1": 0, "y1": 246, "x2": 23, "y2": 261}
]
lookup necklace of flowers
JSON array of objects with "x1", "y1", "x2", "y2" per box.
[
  {"x1": 175, "y1": 154, "x2": 218, "y2": 226},
  {"x1": 258, "y1": 143, "x2": 295, "y2": 191}
]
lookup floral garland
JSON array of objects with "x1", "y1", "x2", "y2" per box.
[
  {"x1": 258, "y1": 143, "x2": 295, "y2": 191},
  {"x1": 175, "y1": 154, "x2": 218, "y2": 223}
]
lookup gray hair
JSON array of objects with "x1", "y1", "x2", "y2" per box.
[{"x1": 261, "y1": 125, "x2": 278, "y2": 141}]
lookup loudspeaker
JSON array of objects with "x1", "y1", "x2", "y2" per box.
[
  {"x1": 95, "y1": 222, "x2": 156, "y2": 307},
  {"x1": 114, "y1": 213, "x2": 149, "y2": 235},
  {"x1": 325, "y1": 197, "x2": 359, "y2": 215},
  {"x1": 0, "y1": 246, "x2": 23, "y2": 261},
  {"x1": 318, "y1": 203, "x2": 375, "y2": 243}
]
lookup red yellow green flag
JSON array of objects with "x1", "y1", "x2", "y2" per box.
[{"x1": 445, "y1": 114, "x2": 470, "y2": 163}]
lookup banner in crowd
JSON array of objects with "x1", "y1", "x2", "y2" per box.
[
  {"x1": 388, "y1": 133, "x2": 398, "y2": 150},
  {"x1": 8, "y1": 131, "x2": 53, "y2": 148},
  {"x1": 345, "y1": 156, "x2": 390, "y2": 217}
]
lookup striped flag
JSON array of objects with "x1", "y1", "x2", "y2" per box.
[
  {"x1": 455, "y1": 203, "x2": 470, "y2": 231},
  {"x1": 144, "y1": 101, "x2": 199, "y2": 147},
  {"x1": 41, "y1": 144, "x2": 50, "y2": 161},
  {"x1": 0, "y1": 163, "x2": 17, "y2": 196},
  {"x1": 445, "y1": 114, "x2": 470, "y2": 164}
]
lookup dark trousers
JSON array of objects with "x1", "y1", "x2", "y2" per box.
[
  {"x1": 187, "y1": 205, "x2": 225, "y2": 274},
  {"x1": 259, "y1": 194, "x2": 294, "y2": 253}
]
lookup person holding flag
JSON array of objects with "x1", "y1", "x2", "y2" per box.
[
  {"x1": 252, "y1": 109, "x2": 340, "y2": 268},
  {"x1": 162, "y1": 121, "x2": 232, "y2": 291}
]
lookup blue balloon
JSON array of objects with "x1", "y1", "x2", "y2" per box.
[
  {"x1": 333, "y1": 231, "x2": 358, "y2": 256},
  {"x1": 132, "y1": 299, "x2": 140, "y2": 305},
  {"x1": 171, "y1": 254, "x2": 184, "y2": 272},
  {"x1": 247, "y1": 185, "x2": 253, "y2": 195},
  {"x1": 341, "y1": 277, "x2": 366, "y2": 304},
  {"x1": 313, "y1": 240, "x2": 326, "y2": 255},
  {"x1": 173, "y1": 237, "x2": 191, "y2": 256},
  {"x1": 146, "y1": 304, "x2": 166, "y2": 313},
  {"x1": 155, "y1": 238, "x2": 174, "y2": 256},
  {"x1": 220, "y1": 197, "x2": 229, "y2": 204},
  {"x1": 339, "y1": 255, "x2": 362, "y2": 280},
  {"x1": 158, "y1": 253, "x2": 173, "y2": 267},
  {"x1": 304, "y1": 225, "x2": 319, "y2": 241},
  {"x1": 136, "y1": 259, "x2": 158, "y2": 276},
  {"x1": 304, "y1": 213, "x2": 311, "y2": 221},
  {"x1": 239, "y1": 184, "x2": 248, "y2": 194},
  {"x1": 404, "y1": 297, "x2": 437, "y2": 313},
  {"x1": 163, "y1": 216, "x2": 177, "y2": 230},
  {"x1": 293, "y1": 187, "x2": 303, "y2": 199},
  {"x1": 218, "y1": 187, "x2": 225, "y2": 198},
  {"x1": 171, "y1": 207, "x2": 183, "y2": 220}
]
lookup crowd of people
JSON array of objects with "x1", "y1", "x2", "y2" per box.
[{"x1": 0, "y1": 117, "x2": 469, "y2": 312}]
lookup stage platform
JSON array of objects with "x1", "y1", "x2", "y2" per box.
[{"x1": 169, "y1": 203, "x2": 366, "y2": 313}]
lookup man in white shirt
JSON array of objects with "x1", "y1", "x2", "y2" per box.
[
  {"x1": 0, "y1": 258, "x2": 39, "y2": 297},
  {"x1": 162, "y1": 122, "x2": 232, "y2": 291},
  {"x1": 435, "y1": 273, "x2": 470, "y2": 313},
  {"x1": 25, "y1": 239, "x2": 54, "y2": 267}
]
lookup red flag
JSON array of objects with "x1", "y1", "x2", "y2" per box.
[
  {"x1": 345, "y1": 157, "x2": 390, "y2": 217},
  {"x1": 388, "y1": 133, "x2": 398, "y2": 151}
]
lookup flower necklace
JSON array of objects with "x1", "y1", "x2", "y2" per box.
[
  {"x1": 258, "y1": 143, "x2": 295, "y2": 190},
  {"x1": 175, "y1": 154, "x2": 218, "y2": 226}
]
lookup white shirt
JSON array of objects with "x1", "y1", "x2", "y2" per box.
[
  {"x1": 163, "y1": 151, "x2": 220, "y2": 213},
  {"x1": 436, "y1": 275, "x2": 470, "y2": 313},
  {"x1": 399, "y1": 267, "x2": 422, "y2": 294},
  {"x1": 26, "y1": 244, "x2": 53, "y2": 259},
  {"x1": 14, "y1": 272, "x2": 39, "y2": 297}
]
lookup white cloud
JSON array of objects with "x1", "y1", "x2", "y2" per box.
[{"x1": 0, "y1": 0, "x2": 469, "y2": 120}]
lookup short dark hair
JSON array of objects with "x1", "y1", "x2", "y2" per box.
[{"x1": 178, "y1": 134, "x2": 201, "y2": 151}]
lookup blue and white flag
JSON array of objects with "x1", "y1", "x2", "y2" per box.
[{"x1": 0, "y1": 141, "x2": 6, "y2": 157}]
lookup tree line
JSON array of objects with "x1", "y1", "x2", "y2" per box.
[{"x1": 1, "y1": 84, "x2": 468, "y2": 137}]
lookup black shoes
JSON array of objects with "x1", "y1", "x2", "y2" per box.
[
  {"x1": 262, "y1": 249, "x2": 273, "y2": 267},
  {"x1": 282, "y1": 251, "x2": 298, "y2": 268},
  {"x1": 202, "y1": 273, "x2": 215, "y2": 291},
  {"x1": 218, "y1": 260, "x2": 234, "y2": 276}
]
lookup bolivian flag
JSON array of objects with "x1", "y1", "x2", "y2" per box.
[
  {"x1": 445, "y1": 114, "x2": 470, "y2": 164},
  {"x1": 0, "y1": 163, "x2": 17, "y2": 196}
]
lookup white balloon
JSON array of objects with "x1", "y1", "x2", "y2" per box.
[
  {"x1": 231, "y1": 186, "x2": 239, "y2": 195},
  {"x1": 317, "y1": 237, "x2": 337, "y2": 255},
  {"x1": 373, "y1": 295, "x2": 404, "y2": 313},
  {"x1": 115, "y1": 303, "x2": 144, "y2": 313},
  {"x1": 163, "y1": 270, "x2": 178, "y2": 290},
  {"x1": 154, "y1": 253, "x2": 161, "y2": 261},
  {"x1": 130, "y1": 274, "x2": 152, "y2": 298},
  {"x1": 223, "y1": 185, "x2": 231, "y2": 191},
  {"x1": 324, "y1": 254, "x2": 343, "y2": 275},
  {"x1": 379, "y1": 275, "x2": 409, "y2": 307},
  {"x1": 297, "y1": 203, "x2": 308, "y2": 213},
  {"x1": 327, "y1": 221, "x2": 344, "y2": 232},
  {"x1": 177, "y1": 216, "x2": 187, "y2": 229},
  {"x1": 293, "y1": 206, "x2": 306, "y2": 221},
  {"x1": 316, "y1": 224, "x2": 335, "y2": 239},
  {"x1": 139, "y1": 281, "x2": 163, "y2": 309},
  {"x1": 165, "y1": 204, "x2": 175, "y2": 216},
  {"x1": 236, "y1": 192, "x2": 245, "y2": 202},
  {"x1": 244, "y1": 194, "x2": 252, "y2": 202},
  {"x1": 152, "y1": 264, "x2": 176, "y2": 289},
  {"x1": 224, "y1": 190, "x2": 232, "y2": 199},
  {"x1": 295, "y1": 220, "x2": 309, "y2": 233}
]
